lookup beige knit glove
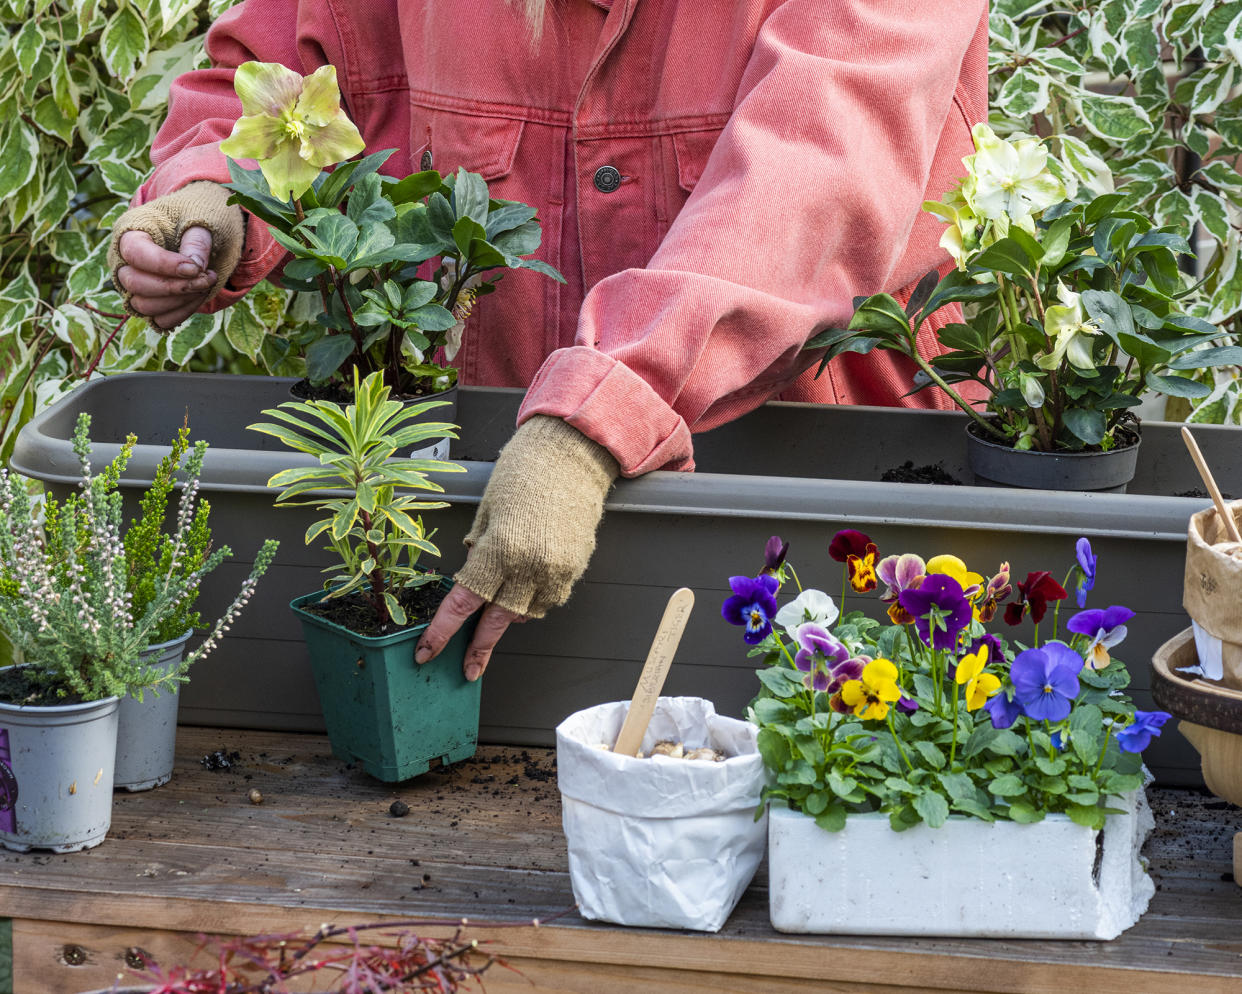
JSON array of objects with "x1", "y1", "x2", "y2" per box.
[
  {"x1": 454, "y1": 415, "x2": 620, "y2": 618},
  {"x1": 108, "y1": 181, "x2": 245, "y2": 316}
]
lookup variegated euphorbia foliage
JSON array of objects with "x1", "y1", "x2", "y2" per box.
[
  {"x1": 0, "y1": 0, "x2": 313, "y2": 465},
  {"x1": 988, "y1": 0, "x2": 1242, "y2": 424}
]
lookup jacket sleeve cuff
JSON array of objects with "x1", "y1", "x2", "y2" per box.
[
  {"x1": 135, "y1": 144, "x2": 286, "y2": 309},
  {"x1": 517, "y1": 347, "x2": 695, "y2": 475}
]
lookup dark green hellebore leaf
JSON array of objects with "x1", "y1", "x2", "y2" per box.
[
  {"x1": 427, "y1": 192, "x2": 457, "y2": 243},
  {"x1": 517, "y1": 258, "x2": 566, "y2": 282},
  {"x1": 1146, "y1": 372, "x2": 1211, "y2": 398},
  {"x1": 973, "y1": 237, "x2": 1037, "y2": 281},
  {"x1": 1063, "y1": 407, "x2": 1106, "y2": 445},
  {"x1": 849, "y1": 293, "x2": 914, "y2": 341},
  {"x1": 386, "y1": 169, "x2": 443, "y2": 205},
  {"x1": 305, "y1": 334, "x2": 357, "y2": 383},
  {"x1": 485, "y1": 202, "x2": 538, "y2": 239},
  {"x1": 906, "y1": 268, "x2": 940, "y2": 319},
  {"x1": 492, "y1": 219, "x2": 542, "y2": 258},
  {"x1": 452, "y1": 168, "x2": 490, "y2": 224},
  {"x1": 452, "y1": 215, "x2": 487, "y2": 258},
  {"x1": 1169, "y1": 345, "x2": 1242, "y2": 370},
  {"x1": 1082, "y1": 290, "x2": 1134, "y2": 338}
]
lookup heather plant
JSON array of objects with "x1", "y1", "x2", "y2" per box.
[
  {"x1": 248, "y1": 369, "x2": 463, "y2": 629},
  {"x1": 120, "y1": 421, "x2": 212, "y2": 643},
  {"x1": 728, "y1": 531, "x2": 1169, "y2": 832},
  {"x1": 0, "y1": 412, "x2": 277, "y2": 702}
]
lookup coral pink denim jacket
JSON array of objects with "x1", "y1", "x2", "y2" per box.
[{"x1": 139, "y1": 0, "x2": 989, "y2": 474}]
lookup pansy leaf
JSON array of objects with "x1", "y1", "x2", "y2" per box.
[
  {"x1": 912, "y1": 790, "x2": 949, "y2": 828},
  {"x1": 814, "y1": 804, "x2": 847, "y2": 833},
  {"x1": 1146, "y1": 371, "x2": 1211, "y2": 398}
]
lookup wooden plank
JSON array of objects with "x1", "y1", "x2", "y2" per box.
[{"x1": 2, "y1": 728, "x2": 1241, "y2": 994}]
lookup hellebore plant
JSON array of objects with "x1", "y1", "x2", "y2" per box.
[
  {"x1": 219, "y1": 60, "x2": 564, "y2": 397},
  {"x1": 726, "y1": 532, "x2": 1170, "y2": 832},
  {"x1": 807, "y1": 123, "x2": 1242, "y2": 453}
]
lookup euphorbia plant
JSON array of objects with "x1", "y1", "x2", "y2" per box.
[
  {"x1": 248, "y1": 369, "x2": 463, "y2": 630},
  {"x1": 219, "y1": 61, "x2": 564, "y2": 396},
  {"x1": 727, "y1": 530, "x2": 1170, "y2": 832},
  {"x1": 809, "y1": 124, "x2": 1242, "y2": 452}
]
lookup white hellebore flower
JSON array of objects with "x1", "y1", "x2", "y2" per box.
[
  {"x1": 774, "y1": 588, "x2": 839, "y2": 637},
  {"x1": 1037, "y1": 282, "x2": 1102, "y2": 372},
  {"x1": 966, "y1": 124, "x2": 1065, "y2": 233}
]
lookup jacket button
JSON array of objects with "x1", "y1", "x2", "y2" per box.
[
  {"x1": 420, "y1": 149, "x2": 433, "y2": 171},
  {"x1": 593, "y1": 165, "x2": 622, "y2": 193}
]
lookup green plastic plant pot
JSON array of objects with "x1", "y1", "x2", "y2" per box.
[{"x1": 290, "y1": 583, "x2": 481, "y2": 782}]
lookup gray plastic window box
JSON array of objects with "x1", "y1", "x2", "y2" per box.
[{"x1": 12, "y1": 372, "x2": 1230, "y2": 784}]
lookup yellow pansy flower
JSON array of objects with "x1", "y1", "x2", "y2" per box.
[{"x1": 839, "y1": 658, "x2": 902, "y2": 721}]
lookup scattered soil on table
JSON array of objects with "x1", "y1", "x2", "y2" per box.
[
  {"x1": 200, "y1": 749, "x2": 241, "y2": 771},
  {"x1": 0, "y1": 668, "x2": 85, "y2": 707},
  {"x1": 305, "y1": 584, "x2": 445, "y2": 637},
  {"x1": 1176, "y1": 487, "x2": 1236, "y2": 500},
  {"x1": 881, "y1": 460, "x2": 963, "y2": 485}
]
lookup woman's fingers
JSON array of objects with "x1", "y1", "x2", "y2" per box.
[{"x1": 116, "y1": 265, "x2": 216, "y2": 298}]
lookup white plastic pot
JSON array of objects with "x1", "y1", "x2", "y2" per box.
[
  {"x1": 0, "y1": 667, "x2": 119, "y2": 853},
  {"x1": 556, "y1": 696, "x2": 766, "y2": 932},
  {"x1": 767, "y1": 789, "x2": 1155, "y2": 939},
  {"x1": 114, "y1": 630, "x2": 192, "y2": 792}
]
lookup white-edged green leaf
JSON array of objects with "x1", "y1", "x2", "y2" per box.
[
  {"x1": 100, "y1": 5, "x2": 150, "y2": 82},
  {"x1": 164, "y1": 311, "x2": 219, "y2": 366},
  {"x1": 0, "y1": 120, "x2": 39, "y2": 201},
  {"x1": 1080, "y1": 94, "x2": 1153, "y2": 141}
]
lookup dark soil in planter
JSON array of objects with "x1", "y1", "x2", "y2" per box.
[
  {"x1": 292, "y1": 378, "x2": 450, "y2": 403},
  {"x1": 1177, "y1": 487, "x2": 1236, "y2": 500},
  {"x1": 0, "y1": 667, "x2": 86, "y2": 707},
  {"x1": 880, "y1": 461, "x2": 963, "y2": 485},
  {"x1": 305, "y1": 583, "x2": 447, "y2": 637}
]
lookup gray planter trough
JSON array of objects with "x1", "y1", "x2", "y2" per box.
[{"x1": 12, "y1": 373, "x2": 1232, "y2": 785}]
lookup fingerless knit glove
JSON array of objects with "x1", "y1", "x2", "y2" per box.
[
  {"x1": 108, "y1": 181, "x2": 245, "y2": 316},
  {"x1": 454, "y1": 415, "x2": 619, "y2": 618}
]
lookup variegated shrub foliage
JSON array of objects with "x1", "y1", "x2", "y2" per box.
[
  {"x1": 989, "y1": 1, "x2": 1242, "y2": 423},
  {"x1": 0, "y1": 0, "x2": 308, "y2": 463}
]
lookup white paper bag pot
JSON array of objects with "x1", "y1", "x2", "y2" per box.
[{"x1": 556, "y1": 696, "x2": 766, "y2": 932}]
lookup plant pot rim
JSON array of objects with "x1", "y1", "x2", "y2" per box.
[
  {"x1": 966, "y1": 417, "x2": 1142, "y2": 457},
  {"x1": 0, "y1": 664, "x2": 119, "y2": 714},
  {"x1": 290, "y1": 580, "x2": 450, "y2": 648},
  {"x1": 143, "y1": 629, "x2": 194, "y2": 653},
  {"x1": 767, "y1": 794, "x2": 1132, "y2": 827}
]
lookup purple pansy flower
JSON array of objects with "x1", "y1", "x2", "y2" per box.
[
  {"x1": 984, "y1": 688, "x2": 1024, "y2": 729},
  {"x1": 969, "y1": 633, "x2": 1007, "y2": 667},
  {"x1": 876, "y1": 553, "x2": 925, "y2": 623},
  {"x1": 722, "y1": 573, "x2": 780, "y2": 645},
  {"x1": 896, "y1": 695, "x2": 920, "y2": 715},
  {"x1": 763, "y1": 535, "x2": 789, "y2": 575},
  {"x1": 1066, "y1": 604, "x2": 1135, "y2": 669},
  {"x1": 794, "y1": 624, "x2": 863, "y2": 692},
  {"x1": 898, "y1": 573, "x2": 972, "y2": 651},
  {"x1": 1075, "y1": 537, "x2": 1097, "y2": 608},
  {"x1": 1116, "y1": 710, "x2": 1171, "y2": 753},
  {"x1": 1009, "y1": 641, "x2": 1084, "y2": 722}
]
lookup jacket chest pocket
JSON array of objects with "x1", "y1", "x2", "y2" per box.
[
  {"x1": 658, "y1": 126, "x2": 725, "y2": 238},
  {"x1": 410, "y1": 102, "x2": 526, "y2": 184}
]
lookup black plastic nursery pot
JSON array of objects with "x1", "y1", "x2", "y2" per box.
[{"x1": 12, "y1": 372, "x2": 1240, "y2": 785}]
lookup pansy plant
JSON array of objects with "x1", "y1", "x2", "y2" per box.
[
  {"x1": 219, "y1": 61, "x2": 564, "y2": 398},
  {"x1": 730, "y1": 531, "x2": 1169, "y2": 832},
  {"x1": 806, "y1": 123, "x2": 1242, "y2": 453}
]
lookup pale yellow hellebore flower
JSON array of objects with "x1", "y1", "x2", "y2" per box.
[
  {"x1": 1036, "y1": 281, "x2": 1102, "y2": 372},
  {"x1": 220, "y1": 62, "x2": 365, "y2": 202},
  {"x1": 966, "y1": 124, "x2": 1065, "y2": 233}
]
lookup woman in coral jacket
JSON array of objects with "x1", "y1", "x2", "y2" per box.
[{"x1": 110, "y1": 0, "x2": 989, "y2": 680}]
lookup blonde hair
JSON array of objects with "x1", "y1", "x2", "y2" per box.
[{"x1": 510, "y1": 0, "x2": 549, "y2": 41}]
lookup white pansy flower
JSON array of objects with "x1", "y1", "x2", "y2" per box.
[{"x1": 774, "y1": 588, "x2": 839, "y2": 634}]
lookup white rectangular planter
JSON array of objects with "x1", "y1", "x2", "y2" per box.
[{"x1": 768, "y1": 790, "x2": 1155, "y2": 939}]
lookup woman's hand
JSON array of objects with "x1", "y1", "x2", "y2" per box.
[{"x1": 114, "y1": 228, "x2": 217, "y2": 330}]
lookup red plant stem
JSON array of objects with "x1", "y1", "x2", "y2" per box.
[{"x1": 83, "y1": 315, "x2": 128, "y2": 379}]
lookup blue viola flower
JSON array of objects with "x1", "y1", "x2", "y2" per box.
[
  {"x1": 1075, "y1": 537, "x2": 1097, "y2": 608},
  {"x1": 1066, "y1": 604, "x2": 1135, "y2": 669},
  {"x1": 1116, "y1": 710, "x2": 1171, "y2": 753},
  {"x1": 1009, "y1": 641, "x2": 1083, "y2": 722},
  {"x1": 983, "y1": 688, "x2": 1023, "y2": 729},
  {"x1": 721, "y1": 573, "x2": 780, "y2": 645},
  {"x1": 898, "y1": 573, "x2": 972, "y2": 651}
]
